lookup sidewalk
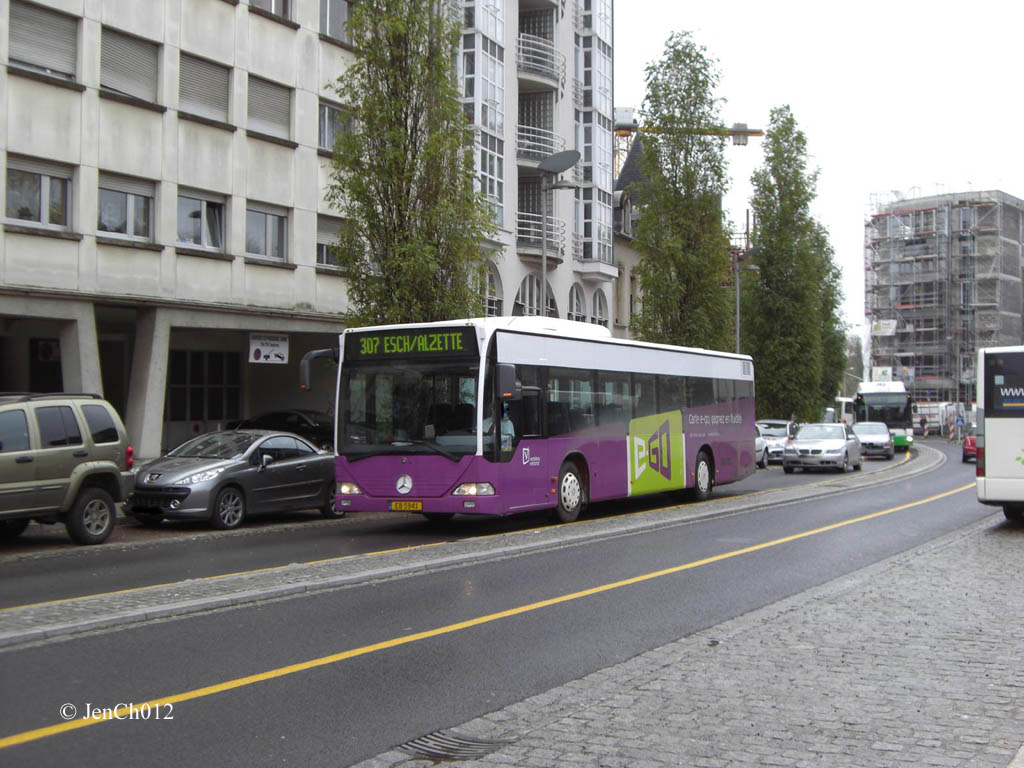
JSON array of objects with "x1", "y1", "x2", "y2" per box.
[{"x1": 354, "y1": 513, "x2": 1024, "y2": 768}]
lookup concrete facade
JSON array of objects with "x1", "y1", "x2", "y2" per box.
[{"x1": 1, "y1": 0, "x2": 616, "y2": 456}]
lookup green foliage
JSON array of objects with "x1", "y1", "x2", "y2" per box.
[
  {"x1": 744, "y1": 106, "x2": 845, "y2": 420},
  {"x1": 630, "y1": 32, "x2": 733, "y2": 351},
  {"x1": 325, "y1": 0, "x2": 494, "y2": 326}
]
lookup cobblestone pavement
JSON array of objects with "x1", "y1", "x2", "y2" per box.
[{"x1": 353, "y1": 514, "x2": 1024, "y2": 768}]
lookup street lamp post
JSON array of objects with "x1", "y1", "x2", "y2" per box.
[
  {"x1": 537, "y1": 150, "x2": 580, "y2": 318},
  {"x1": 734, "y1": 247, "x2": 761, "y2": 354}
]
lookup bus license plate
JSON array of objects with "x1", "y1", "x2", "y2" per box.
[{"x1": 390, "y1": 501, "x2": 422, "y2": 511}]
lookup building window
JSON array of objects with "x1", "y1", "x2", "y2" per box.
[
  {"x1": 484, "y1": 266, "x2": 502, "y2": 316},
  {"x1": 5, "y1": 158, "x2": 71, "y2": 229},
  {"x1": 98, "y1": 173, "x2": 154, "y2": 240},
  {"x1": 101, "y1": 28, "x2": 159, "y2": 103},
  {"x1": 513, "y1": 274, "x2": 556, "y2": 317},
  {"x1": 480, "y1": 37, "x2": 504, "y2": 134},
  {"x1": 479, "y1": 132, "x2": 504, "y2": 224},
  {"x1": 591, "y1": 290, "x2": 608, "y2": 327},
  {"x1": 177, "y1": 192, "x2": 225, "y2": 250},
  {"x1": 8, "y1": 0, "x2": 78, "y2": 81},
  {"x1": 318, "y1": 102, "x2": 352, "y2": 152},
  {"x1": 246, "y1": 203, "x2": 288, "y2": 260},
  {"x1": 316, "y1": 215, "x2": 342, "y2": 266},
  {"x1": 251, "y1": 0, "x2": 290, "y2": 19},
  {"x1": 166, "y1": 350, "x2": 241, "y2": 422},
  {"x1": 568, "y1": 284, "x2": 586, "y2": 322},
  {"x1": 320, "y1": 0, "x2": 351, "y2": 43},
  {"x1": 179, "y1": 53, "x2": 230, "y2": 123},
  {"x1": 248, "y1": 76, "x2": 292, "y2": 139}
]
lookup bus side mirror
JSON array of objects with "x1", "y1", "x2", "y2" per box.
[
  {"x1": 496, "y1": 363, "x2": 522, "y2": 401},
  {"x1": 299, "y1": 348, "x2": 340, "y2": 391}
]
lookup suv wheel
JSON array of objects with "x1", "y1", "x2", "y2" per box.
[{"x1": 66, "y1": 488, "x2": 116, "y2": 545}]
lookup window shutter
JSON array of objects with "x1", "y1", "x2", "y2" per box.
[
  {"x1": 317, "y1": 216, "x2": 342, "y2": 245},
  {"x1": 247, "y1": 76, "x2": 291, "y2": 138},
  {"x1": 179, "y1": 54, "x2": 230, "y2": 123},
  {"x1": 98, "y1": 172, "x2": 155, "y2": 198},
  {"x1": 7, "y1": 155, "x2": 73, "y2": 179},
  {"x1": 101, "y1": 28, "x2": 158, "y2": 102},
  {"x1": 9, "y1": 1, "x2": 78, "y2": 79}
]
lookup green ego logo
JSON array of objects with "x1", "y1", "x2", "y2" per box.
[{"x1": 628, "y1": 411, "x2": 685, "y2": 496}]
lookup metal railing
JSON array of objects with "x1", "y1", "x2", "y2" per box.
[
  {"x1": 516, "y1": 211, "x2": 566, "y2": 255},
  {"x1": 516, "y1": 125, "x2": 566, "y2": 161},
  {"x1": 517, "y1": 34, "x2": 565, "y2": 87}
]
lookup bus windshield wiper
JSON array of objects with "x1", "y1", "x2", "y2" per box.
[
  {"x1": 393, "y1": 440, "x2": 460, "y2": 462},
  {"x1": 342, "y1": 441, "x2": 460, "y2": 463}
]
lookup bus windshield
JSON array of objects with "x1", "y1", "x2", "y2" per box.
[
  {"x1": 339, "y1": 359, "x2": 480, "y2": 461},
  {"x1": 855, "y1": 394, "x2": 912, "y2": 426}
]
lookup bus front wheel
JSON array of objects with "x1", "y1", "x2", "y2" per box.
[{"x1": 554, "y1": 460, "x2": 586, "y2": 523}]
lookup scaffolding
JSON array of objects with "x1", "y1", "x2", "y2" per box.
[{"x1": 864, "y1": 190, "x2": 1024, "y2": 404}]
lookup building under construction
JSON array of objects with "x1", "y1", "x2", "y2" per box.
[{"x1": 865, "y1": 190, "x2": 1024, "y2": 404}]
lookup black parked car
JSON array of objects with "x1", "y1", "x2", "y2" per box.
[{"x1": 236, "y1": 410, "x2": 333, "y2": 450}]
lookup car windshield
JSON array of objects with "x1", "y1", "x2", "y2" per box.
[
  {"x1": 757, "y1": 422, "x2": 790, "y2": 437},
  {"x1": 853, "y1": 423, "x2": 888, "y2": 436},
  {"x1": 168, "y1": 432, "x2": 256, "y2": 459},
  {"x1": 796, "y1": 424, "x2": 845, "y2": 440}
]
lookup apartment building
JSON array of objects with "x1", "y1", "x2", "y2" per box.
[
  {"x1": 1, "y1": 0, "x2": 615, "y2": 456},
  {"x1": 865, "y1": 190, "x2": 1024, "y2": 404}
]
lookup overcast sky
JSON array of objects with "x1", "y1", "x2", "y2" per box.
[{"x1": 613, "y1": 0, "x2": 1024, "y2": 333}]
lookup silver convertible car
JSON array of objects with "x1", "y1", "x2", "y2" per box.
[
  {"x1": 128, "y1": 430, "x2": 340, "y2": 529},
  {"x1": 782, "y1": 423, "x2": 862, "y2": 474}
]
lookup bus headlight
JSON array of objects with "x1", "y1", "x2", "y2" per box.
[
  {"x1": 453, "y1": 483, "x2": 495, "y2": 496},
  {"x1": 338, "y1": 481, "x2": 363, "y2": 495}
]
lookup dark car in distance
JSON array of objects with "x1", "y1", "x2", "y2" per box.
[{"x1": 237, "y1": 410, "x2": 333, "y2": 450}]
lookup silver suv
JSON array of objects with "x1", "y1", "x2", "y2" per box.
[{"x1": 0, "y1": 394, "x2": 133, "y2": 545}]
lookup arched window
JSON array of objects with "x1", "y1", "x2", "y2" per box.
[
  {"x1": 514, "y1": 275, "x2": 558, "y2": 317},
  {"x1": 484, "y1": 266, "x2": 502, "y2": 316},
  {"x1": 591, "y1": 289, "x2": 608, "y2": 327},
  {"x1": 513, "y1": 274, "x2": 541, "y2": 316},
  {"x1": 568, "y1": 284, "x2": 586, "y2": 322}
]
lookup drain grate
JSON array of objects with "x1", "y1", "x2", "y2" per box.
[{"x1": 398, "y1": 729, "x2": 516, "y2": 762}]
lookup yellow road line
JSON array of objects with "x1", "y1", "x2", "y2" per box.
[{"x1": 0, "y1": 482, "x2": 974, "y2": 750}]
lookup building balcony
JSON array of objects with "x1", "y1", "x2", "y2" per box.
[
  {"x1": 517, "y1": 34, "x2": 565, "y2": 92},
  {"x1": 517, "y1": 125, "x2": 566, "y2": 163},
  {"x1": 516, "y1": 211, "x2": 566, "y2": 264},
  {"x1": 574, "y1": 254, "x2": 619, "y2": 282}
]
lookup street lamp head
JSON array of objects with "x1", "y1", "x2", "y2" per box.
[{"x1": 538, "y1": 149, "x2": 580, "y2": 175}]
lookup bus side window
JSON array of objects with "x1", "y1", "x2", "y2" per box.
[
  {"x1": 657, "y1": 375, "x2": 686, "y2": 413},
  {"x1": 633, "y1": 373, "x2": 657, "y2": 417},
  {"x1": 598, "y1": 371, "x2": 631, "y2": 424}
]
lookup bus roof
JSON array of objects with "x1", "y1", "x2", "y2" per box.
[
  {"x1": 857, "y1": 381, "x2": 908, "y2": 394},
  {"x1": 341, "y1": 316, "x2": 753, "y2": 364}
]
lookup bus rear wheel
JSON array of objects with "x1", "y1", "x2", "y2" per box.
[
  {"x1": 691, "y1": 450, "x2": 713, "y2": 501},
  {"x1": 1004, "y1": 504, "x2": 1024, "y2": 524},
  {"x1": 553, "y1": 460, "x2": 586, "y2": 523}
]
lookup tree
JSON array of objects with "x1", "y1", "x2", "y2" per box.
[
  {"x1": 744, "y1": 106, "x2": 845, "y2": 420},
  {"x1": 844, "y1": 333, "x2": 864, "y2": 397},
  {"x1": 630, "y1": 32, "x2": 733, "y2": 351},
  {"x1": 325, "y1": 0, "x2": 494, "y2": 327}
]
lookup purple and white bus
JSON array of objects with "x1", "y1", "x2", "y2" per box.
[{"x1": 305, "y1": 317, "x2": 756, "y2": 523}]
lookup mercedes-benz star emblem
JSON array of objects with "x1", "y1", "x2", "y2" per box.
[{"x1": 396, "y1": 475, "x2": 413, "y2": 495}]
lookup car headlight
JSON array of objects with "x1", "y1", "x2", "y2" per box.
[
  {"x1": 453, "y1": 483, "x2": 495, "y2": 496},
  {"x1": 338, "y1": 481, "x2": 363, "y2": 495},
  {"x1": 825, "y1": 448, "x2": 843, "y2": 455},
  {"x1": 174, "y1": 467, "x2": 227, "y2": 485}
]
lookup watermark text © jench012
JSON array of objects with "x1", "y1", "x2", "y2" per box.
[{"x1": 59, "y1": 702, "x2": 174, "y2": 721}]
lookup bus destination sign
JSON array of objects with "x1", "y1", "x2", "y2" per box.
[{"x1": 346, "y1": 327, "x2": 477, "y2": 360}]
